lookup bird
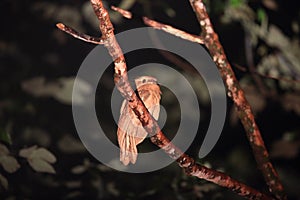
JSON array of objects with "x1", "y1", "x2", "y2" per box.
[{"x1": 117, "y1": 76, "x2": 161, "y2": 165}]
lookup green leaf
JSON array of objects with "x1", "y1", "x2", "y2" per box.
[
  {"x1": 0, "y1": 144, "x2": 9, "y2": 156},
  {"x1": 0, "y1": 173, "x2": 8, "y2": 190},
  {"x1": 21, "y1": 76, "x2": 92, "y2": 105},
  {"x1": 30, "y1": 148, "x2": 56, "y2": 163},
  {"x1": 0, "y1": 144, "x2": 20, "y2": 173},
  {"x1": 0, "y1": 128, "x2": 12, "y2": 145},
  {"x1": 71, "y1": 165, "x2": 87, "y2": 174},
  {"x1": 28, "y1": 158, "x2": 56, "y2": 174},
  {"x1": 19, "y1": 145, "x2": 37, "y2": 158},
  {"x1": 257, "y1": 8, "x2": 266, "y2": 24},
  {"x1": 0, "y1": 155, "x2": 20, "y2": 173},
  {"x1": 19, "y1": 146, "x2": 56, "y2": 174},
  {"x1": 57, "y1": 135, "x2": 86, "y2": 153},
  {"x1": 229, "y1": 0, "x2": 244, "y2": 8}
]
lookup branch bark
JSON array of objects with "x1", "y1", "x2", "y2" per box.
[
  {"x1": 56, "y1": 23, "x2": 104, "y2": 44},
  {"x1": 111, "y1": 9, "x2": 286, "y2": 198},
  {"x1": 188, "y1": 1, "x2": 286, "y2": 199},
  {"x1": 57, "y1": 0, "x2": 276, "y2": 199}
]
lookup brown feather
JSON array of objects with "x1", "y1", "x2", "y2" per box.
[{"x1": 117, "y1": 76, "x2": 161, "y2": 165}]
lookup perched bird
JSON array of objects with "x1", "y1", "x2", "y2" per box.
[{"x1": 117, "y1": 76, "x2": 161, "y2": 165}]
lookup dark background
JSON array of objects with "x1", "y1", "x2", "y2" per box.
[{"x1": 0, "y1": 0, "x2": 299, "y2": 199}]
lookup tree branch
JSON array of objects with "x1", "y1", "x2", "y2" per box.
[
  {"x1": 111, "y1": 9, "x2": 287, "y2": 198},
  {"x1": 111, "y1": 6, "x2": 204, "y2": 44},
  {"x1": 56, "y1": 23, "x2": 104, "y2": 44},
  {"x1": 111, "y1": 5, "x2": 133, "y2": 19},
  {"x1": 143, "y1": 17, "x2": 204, "y2": 44},
  {"x1": 57, "y1": 0, "x2": 274, "y2": 199},
  {"x1": 188, "y1": 0, "x2": 286, "y2": 199}
]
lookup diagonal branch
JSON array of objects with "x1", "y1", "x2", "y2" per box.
[
  {"x1": 90, "y1": 1, "x2": 272, "y2": 199},
  {"x1": 110, "y1": 10, "x2": 286, "y2": 198},
  {"x1": 56, "y1": 23, "x2": 104, "y2": 44},
  {"x1": 111, "y1": 6, "x2": 204, "y2": 44},
  {"x1": 188, "y1": 0, "x2": 286, "y2": 199},
  {"x1": 57, "y1": 0, "x2": 273, "y2": 199},
  {"x1": 143, "y1": 17, "x2": 204, "y2": 44},
  {"x1": 111, "y1": 5, "x2": 133, "y2": 19}
]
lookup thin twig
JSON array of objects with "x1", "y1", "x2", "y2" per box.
[
  {"x1": 56, "y1": 23, "x2": 104, "y2": 44},
  {"x1": 143, "y1": 17, "x2": 204, "y2": 44},
  {"x1": 111, "y1": 5, "x2": 133, "y2": 19},
  {"x1": 188, "y1": 0, "x2": 286, "y2": 199},
  {"x1": 111, "y1": 6, "x2": 204, "y2": 44},
  {"x1": 111, "y1": 6, "x2": 204, "y2": 74}
]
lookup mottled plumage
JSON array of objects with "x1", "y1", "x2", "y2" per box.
[{"x1": 117, "y1": 76, "x2": 161, "y2": 165}]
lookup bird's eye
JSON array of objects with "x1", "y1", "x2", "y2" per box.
[{"x1": 142, "y1": 79, "x2": 146, "y2": 83}]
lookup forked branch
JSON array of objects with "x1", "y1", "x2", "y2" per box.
[
  {"x1": 112, "y1": 2, "x2": 286, "y2": 199},
  {"x1": 57, "y1": 0, "x2": 275, "y2": 199}
]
